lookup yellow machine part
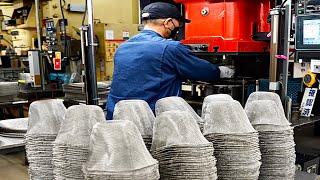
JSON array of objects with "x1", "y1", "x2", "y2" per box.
[{"x1": 303, "y1": 71, "x2": 317, "y2": 87}]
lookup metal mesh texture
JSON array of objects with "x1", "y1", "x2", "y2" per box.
[
  {"x1": 151, "y1": 110, "x2": 217, "y2": 179},
  {"x1": 113, "y1": 100, "x2": 155, "y2": 137},
  {"x1": 244, "y1": 94, "x2": 296, "y2": 179},
  {"x1": 26, "y1": 99, "x2": 66, "y2": 180},
  {"x1": 245, "y1": 100, "x2": 291, "y2": 131},
  {"x1": 246, "y1": 92, "x2": 285, "y2": 116},
  {"x1": 155, "y1": 96, "x2": 203, "y2": 130},
  {"x1": 0, "y1": 118, "x2": 28, "y2": 133},
  {"x1": 82, "y1": 120, "x2": 159, "y2": 180},
  {"x1": 151, "y1": 110, "x2": 209, "y2": 151},
  {"x1": 203, "y1": 100, "x2": 261, "y2": 179},
  {"x1": 63, "y1": 81, "x2": 111, "y2": 100},
  {"x1": 54, "y1": 104, "x2": 105, "y2": 146},
  {"x1": 202, "y1": 100, "x2": 256, "y2": 135},
  {"x1": 202, "y1": 94, "x2": 233, "y2": 116},
  {"x1": 113, "y1": 100, "x2": 155, "y2": 150},
  {"x1": 0, "y1": 82, "x2": 19, "y2": 96},
  {"x1": 52, "y1": 105, "x2": 106, "y2": 180},
  {"x1": 26, "y1": 99, "x2": 66, "y2": 136}
]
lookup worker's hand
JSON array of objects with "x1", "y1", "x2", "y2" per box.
[{"x1": 219, "y1": 66, "x2": 235, "y2": 78}]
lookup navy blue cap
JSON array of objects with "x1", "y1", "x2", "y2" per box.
[{"x1": 142, "y1": 2, "x2": 191, "y2": 23}]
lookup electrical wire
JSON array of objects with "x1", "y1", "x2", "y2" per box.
[
  {"x1": 3, "y1": 38, "x2": 13, "y2": 46},
  {"x1": 59, "y1": 0, "x2": 67, "y2": 60},
  {"x1": 0, "y1": 34, "x2": 13, "y2": 47},
  {"x1": 60, "y1": 0, "x2": 65, "y2": 20},
  {"x1": 280, "y1": 0, "x2": 288, "y2": 8},
  {"x1": 0, "y1": 40, "x2": 13, "y2": 49}
]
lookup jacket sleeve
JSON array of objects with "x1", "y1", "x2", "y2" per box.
[{"x1": 164, "y1": 42, "x2": 220, "y2": 81}]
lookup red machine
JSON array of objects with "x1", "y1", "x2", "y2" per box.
[{"x1": 175, "y1": 0, "x2": 272, "y2": 53}]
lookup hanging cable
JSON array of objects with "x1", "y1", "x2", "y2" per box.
[
  {"x1": 280, "y1": 0, "x2": 288, "y2": 8},
  {"x1": 1, "y1": 38, "x2": 13, "y2": 48},
  {"x1": 59, "y1": 0, "x2": 65, "y2": 21},
  {"x1": 59, "y1": 0, "x2": 67, "y2": 60}
]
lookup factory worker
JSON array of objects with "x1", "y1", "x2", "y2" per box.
[{"x1": 106, "y1": 2, "x2": 234, "y2": 119}]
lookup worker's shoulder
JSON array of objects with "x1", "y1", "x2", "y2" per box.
[
  {"x1": 165, "y1": 39, "x2": 180, "y2": 46},
  {"x1": 164, "y1": 40, "x2": 189, "y2": 51}
]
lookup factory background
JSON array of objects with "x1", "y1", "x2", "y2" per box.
[{"x1": 0, "y1": 0, "x2": 319, "y2": 179}]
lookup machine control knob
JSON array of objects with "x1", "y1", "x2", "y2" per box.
[
  {"x1": 303, "y1": 71, "x2": 317, "y2": 87},
  {"x1": 201, "y1": 7, "x2": 209, "y2": 16}
]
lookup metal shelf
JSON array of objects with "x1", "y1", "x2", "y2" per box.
[
  {"x1": 292, "y1": 116, "x2": 320, "y2": 127},
  {"x1": 0, "y1": 136, "x2": 25, "y2": 154}
]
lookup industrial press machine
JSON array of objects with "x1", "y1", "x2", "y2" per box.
[
  {"x1": 171, "y1": 0, "x2": 272, "y2": 109},
  {"x1": 168, "y1": 0, "x2": 320, "y2": 173},
  {"x1": 177, "y1": 0, "x2": 271, "y2": 53},
  {"x1": 170, "y1": 0, "x2": 317, "y2": 116}
]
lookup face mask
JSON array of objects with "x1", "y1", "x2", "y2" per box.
[
  {"x1": 166, "y1": 20, "x2": 179, "y2": 40},
  {"x1": 169, "y1": 27, "x2": 179, "y2": 40}
]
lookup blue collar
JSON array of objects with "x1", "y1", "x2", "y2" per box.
[{"x1": 141, "y1": 30, "x2": 163, "y2": 38}]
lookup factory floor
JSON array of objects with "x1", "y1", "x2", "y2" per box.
[{"x1": 0, "y1": 151, "x2": 28, "y2": 180}]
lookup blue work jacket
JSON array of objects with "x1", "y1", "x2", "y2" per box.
[{"x1": 106, "y1": 30, "x2": 220, "y2": 119}]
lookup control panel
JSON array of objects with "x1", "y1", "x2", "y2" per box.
[
  {"x1": 295, "y1": 0, "x2": 320, "y2": 61},
  {"x1": 45, "y1": 18, "x2": 58, "y2": 51},
  {"x1": 297, "y1": 0, "x2": 320, "y2": 15}
]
